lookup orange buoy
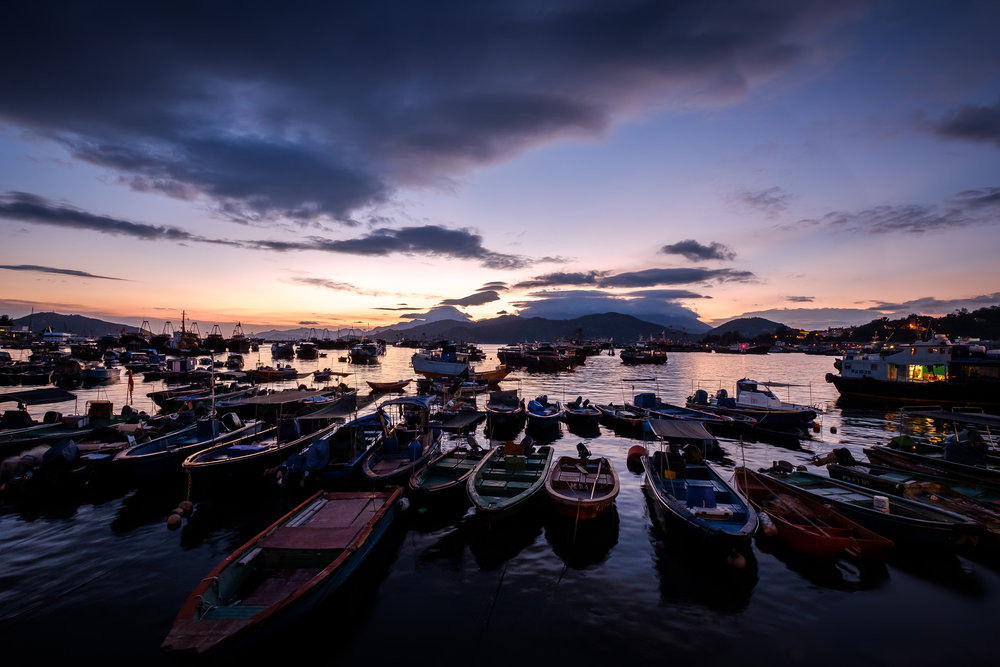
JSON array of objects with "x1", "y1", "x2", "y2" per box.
[{"x1": 166, "y1": 514, "x2": 182, "y2": 530}]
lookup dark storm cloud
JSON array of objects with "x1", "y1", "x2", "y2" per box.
[
  {"x1": 0, "y1": 1, "x2": 865, "y2": 223},
  {"x1": 930, "y1": 100, "x2": 1000, "y2": 146},
  {"x1": 0, "y1": 264, "x2": 125, "y2": 281},
  {"x1": 512, "y1": 288, "x2": 705, "y2": 322},
  {"x1": 440, "y1": 290, "x2": 501, "y2": 307},
  {"x1": 801, "y1": 186, "x2": 1000, "y2": 234},
  {"x1": 598, "y1": 268, "x2": 757, "y2": 287},
  {"x1": 660, "y1": 240, "x2": 735, "y2": 262},
  {"x1": 513, "y1": 271, "x2": 608, "y2": 289},
  {"x1": 398, "y1": 306, "x2": 471, "y2": 323}
]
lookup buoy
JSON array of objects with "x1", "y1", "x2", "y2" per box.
[
  {"x1": 812, "y1": 423, "x2": 821, "y2": 433},
  {"x1": 166, "y1": 513, "x2": 182, "y2": 529},
  {"x1": 626, "y1": 445, "x2": 648, "y2": 474},
  {"x1": 178, "y1": 500, "x2": 194, "y2": 515},
  {"x1": 830, "y1": 426, "x2": 838, "y2": 434},
  {"x1": 727, "y1": 550, "x2": 747, "y2": 569}
]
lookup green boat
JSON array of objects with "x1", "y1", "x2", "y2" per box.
[{"x1": 466, "y1": 437, "x2": 553, "y2": 519}]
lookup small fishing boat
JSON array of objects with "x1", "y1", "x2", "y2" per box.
[
  {"x1": 467, "y1": 437, "x2": 553, "y2": 519},
  {"x1": 366, "y1": 379, "x2": 411, "y2": 393},
  {"x1": 594, "y1": 402, "x2": 647, "y2": 432},
  {"x1": 561, "y1": 396, "x2": 601, "y2": 430},
  {"x1": 639, "y1": 444, "x2": 758, "y2": 547},
  {"x1": 359, "y1": 395, "x2": 442, "y2": 486},
  {"x1": 113, "y1": 413, "x2": 265, "y2": 481},
  {"x1": 274, "y1": 412, "x2": 385, "y2": 488},
  {"x1": 733, "y1": 466, "x2": 894, "y2": 559},
  {"x1": 408, "y1": 433, "x2": 491, "y2": 503},
  {"x1": 544, "y1": 444, "x2": 620, "y2": 521},
  {"x1": 484, "y1": 389, "x2": 526, "y2": 429},
  {"x1": 525, "y1": 394, "x2": 563, "y2": 428},
  {"x1": 161, "y1": 487, "x2": 405, "y2": 657},
  {"x1": 759, "y1": 464, "x2": 984, "y2": 549},
  {"x1": 863, "y1": 433, "x2": 1000, "y2": 487}
]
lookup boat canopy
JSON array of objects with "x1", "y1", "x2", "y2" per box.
[
  {"x1": 647, "y1": 418, "x2": 715, "y2": 442},
  {"x1": 377, "y1": 395, "x2": 436, "y2": 410},
  {"x1": 0, "y1": 387, "x2": 78, "y2": 405}
]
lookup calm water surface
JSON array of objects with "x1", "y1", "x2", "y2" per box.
[{"x1": 1, "y1": 345, "x2": 997, "y2": 666}]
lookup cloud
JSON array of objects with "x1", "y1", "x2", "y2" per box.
[
  {"x1": 397, "y1": 305, "x2": 471, "y2": 324},
  {"x1": 0, "y1": 264, "x2": 125, "y2": 281},
  {"x1": 721, "y1": 307, "x2": 881, "y2": 330},
  {"x1": 660, "y1": 240, "x2": 736, "y2": 262},
  {"x1": 513, "y1": 288, "x2": 706, "y2": 325},
  {"x1": 513, "y1": 271, "x2": 607, "y2": 289},
  {"x1": 440, "y1": 290, "x2": 501, "y2": 307},
  {"x1": 478, "y1": 282, "x2": 508, "y2": 292},
  {"x1": 731, "y1": 187, "x2": 795, "y2": 218},
  {"x1": 0, "y1": 192, "x2": 529, "y2": 269},
  {"x1": 0, "y1": 2, "x2": 865, "y2": 224},
  {"x1": 786, "y1": 296, "x2": 814, "y2": 303},
  {"x1": 866, "y1": 293, "x2": 1000, "y2": 316},
  {"x1": 598, "y1": 267, "x2": 757, "y2": 287},
  {"x1": 929, "y1": 100, "x2": 1000, "y2": 146},
  {"x1": 798, "y1": 186, "x2": 1000, "y2": 234},
  {"x1": 290, "y1": 276, "x2": 384, "y2": 296}
]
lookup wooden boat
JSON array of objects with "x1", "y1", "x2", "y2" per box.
[
  {"x1": 758, "y1": 465, "x2": 984, "y2": 548},
  {"x1": 113, "y1": 413, "x2": 265, "y2": 481},
  {"x1": 408, "y1": 433, "x2": 491, "y2": 502},
  {"x1": 594, "y1": 402, "x2": 646, "y2": 432},
  {"x1": 824, "y1": 453, "x2": 1000, "y2": 548},
  {"x1": 247, "y1": 364, "x2": 302, "y2": 383},
  {"x1": 466, "y1": 437, "x2": 553, "y2": 518},
  {"x1": 630, "y1": 391, "x2": 736, "y2": 428},
  {"x1": 733, "y1": 466, "x2": 894, "y2": 559},
  {"x1": 484, "y1": 389, "x2": 526, "y2": 429},
  {"x1": 182, "y1": 417, "x2": 342, "y2": 488},
  {"x1": 366, "y1": 379, "x2": 411, "y2": 393},
  {"x1": 274, "y1": 412, "x2": 385, "y2": 488},
  {"x1": 639, "y1": 445, "x2": 758, "y2": 546},
  {"x1": 863, "y1": 434, "x2": 1000, "y2": 487},
  {"x1": 525, "y1": 394, "x2": 563, "y2": 428},
  {"x1": 161, "y1": 487, "x2": 404, "y2": 657},
  {"x1": 544, "y1": 446, "x2": 620, "y2": 520},
  {"x1": 472, "y1": 364, "x2": 510, "y2": 385},
  {"x1": 561, "y1": 396, "x2": 601, "y2": 430},
  {"x1": 359, "y1": 395, "x2": 442, "y2": 485}
]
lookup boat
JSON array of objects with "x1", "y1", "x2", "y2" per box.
[
  {"x1": 525, "y1": 394, "x2": 563, "y2": 428},
  {"x1": 215, "y1": 387, "x2": 357, "y2": 425},
  {"x1": 472, "y1": 364, "x2": 510, "y2": 386},
  {"x1": 758, "y1": 464, "x2": 984, "y2": 548},
  {"x1": 686, "y1": 378, "x2": 819, "y2": 429},
  {"x1": 484, "y1": 389, "x2": 526, "y2": 430},
  {"x1": 862, "y1": 434, "x2": 1000, "y2": 487},
  {"x1": 359, "y1": 395, "x2": 442, "y2": 485},
  {"x1": 825, "y1": 335, "x2": 1000, "y2": 408},
  {"x1": 274, "y1": 412, "x2": 385, "y2": 488},
  {"x1": 113, "y1": 413, "x2": 265, "y2": 481},
  {"x1": 630, "y1": 391, "x2": 737, "y2": 428},
  {"x1": 161, "y1": 487, "x2": 405, "y2": 657},
  {"x1": 561, "y1": 396, "x2": 601, "y2": 430},
  {"x1": 733, "y1": 466, "x2": 894, "y2": 559},
  {"x1": 408, "y1": 433, "x2": 491, "y2": 503},
  {"x1": 366, "y1": 379, "x2": 411, "y2": 393},
  {"x1": 823, "y1": 450, "x2": 1000, "y2": 548},
  {"x1": 182, "y1": 417, "x2": 343, "y2": 489},
  {"x1": 347, "y1": 341, "x2": 381, "y2": 365},
  {"x1": 410, "y1": 345, "x2": 472, "y2": 379},
  {"x1": 466, "y1": 437, "x2": 553, "y2": 519},
  {"x1": 594, "y1": 402, "x2": 647, "y2": 432},
  {"x1": 544, "y1": 444, "x2": 620, "y2": 520},
  {"x1": 639, "y1": 443, "x2": 758, "y2": 548},
  {"x1": 247, "y1": 364, "x2": 301, "y2": 383},
  {"x1": 619, "y1": 343, "x2": 668, "y2": 365},
  {"x1": 429, "y1": 395, "x2": 486, "y2": 434}
]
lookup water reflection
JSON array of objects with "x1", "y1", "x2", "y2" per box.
[
  {"x1": 543, "y1": 506, "x2": 620, "y2": 569},
  {"x1": 753, "y1": 535, "x2": 891, "y2": 591}
]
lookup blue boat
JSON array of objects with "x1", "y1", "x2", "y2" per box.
[
  {"x1": 275, "y1": 412, "x2": 385, "y2": 488},
  {"x1": 359, "y1": 395, "x2": 442, "y2": 485}
]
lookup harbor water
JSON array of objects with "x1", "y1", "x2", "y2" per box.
[{"x1": 1, "y1": 345, "x2": 997, "y2": 666}]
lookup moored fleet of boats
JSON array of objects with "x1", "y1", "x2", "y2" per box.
[{"x1": 3, "y1": 334, "x2": 1000, "y2": 659}]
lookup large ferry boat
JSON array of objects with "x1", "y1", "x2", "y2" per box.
[{"x1": 825, "y1": 335, "x2": 1000, "y2": 407}]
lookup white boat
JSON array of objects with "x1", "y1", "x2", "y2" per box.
[{"x1": 410, "y1": 346, "x2": 471, "y2": 379}]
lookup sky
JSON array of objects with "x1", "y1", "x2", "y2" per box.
[{"x1": 1, "y1": 0, "x2": 999, "y2": 337}]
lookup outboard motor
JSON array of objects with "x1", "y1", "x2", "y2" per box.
[
  {"x1": 692, "y1": 389, "x2": 708, "y2": 405},
  {"x1": 220, "y1": 411, "x2": 244, "y2": 431},
  {"x1": 576, "y1": 442, "x2": 591, "y2": 459}
]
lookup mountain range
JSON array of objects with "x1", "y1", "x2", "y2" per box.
[{"x1": 6, "y1": 311, "x2": 787, "y2": 344}]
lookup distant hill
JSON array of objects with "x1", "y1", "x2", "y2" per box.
[
  {"x1": 702, "y1": 317, "x2": 787, "y2": 339},
  {"x1": 10, "y1": 312, "x2": 138, "y2": 337}
]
